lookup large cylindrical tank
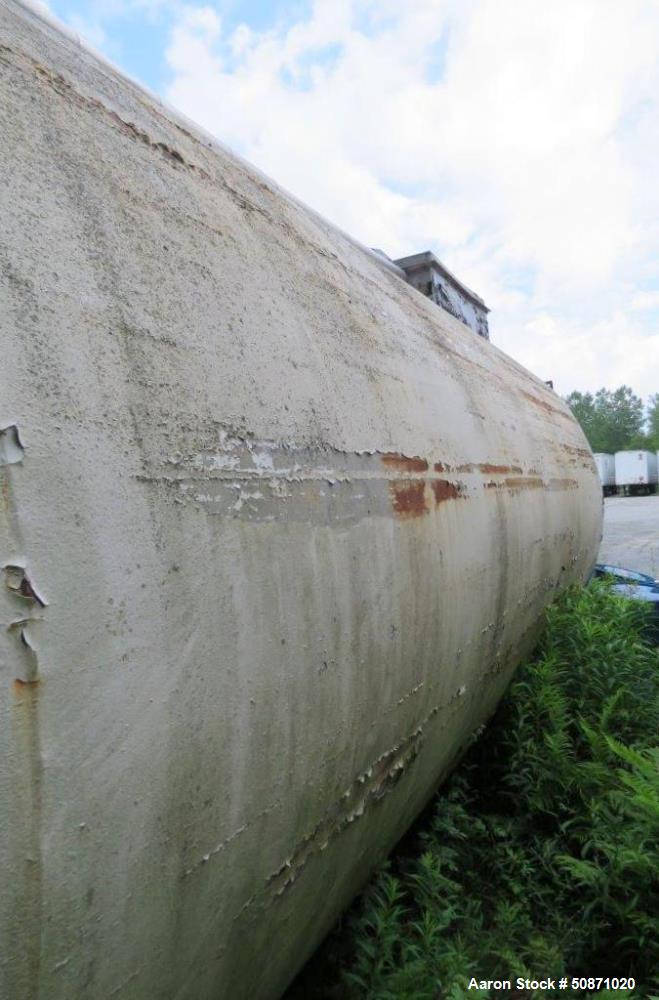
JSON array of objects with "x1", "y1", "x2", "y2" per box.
[{"x1": 0, "y1": 3, "x2": 601, "y2": 998}]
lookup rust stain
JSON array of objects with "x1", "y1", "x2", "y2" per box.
[
  {"x1": 455, "y1": 462, "x2": 523, "y2": 475},
  {"x1": 431, "y1": 479, "x2": 462, "y2": 504},
  {"x1": 0, "y1": 45, "x2": 211, "y2": 180},
  {"x1": 390, "y1": 480, "x2": 427, "y2": 517},
  {"x1": 381, "y1": 453, "x2": 429, "y2": 473},
  {"x1": 504, "y1": 476, "x2": 544, "y2": 490},
  {"x1": 1, "y1": 472, "x2": 10, "y2": 512},
  {"x1": 478, "y1": 463, "x2": 522, "y2": 475},
  {"x1": 520, "y1": 390, "x2": 571, "y2": 419},
  {"x1": 560, "y1": 444, "x2": 593, "y2": 459},
  {"x1": 483, "y1": 475, "x2": 577, "y2": 493},
  {"x1": 548, "y1": 477, "x2": 578, "y2": 490},
  {"x1": 433, "y1": 461, "x2": 449, "y2": 472},
  {"x1": 484, "y1": 476, "x2": 543, "y2": 491},
  {"x1": 13, "y1": 678, "x2": 40, "y2": 692}
]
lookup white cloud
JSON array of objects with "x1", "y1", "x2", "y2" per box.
[
  {"x1": 631, "y1": 291, "x2": 659, "y2": 312},
  {"x1": 491, "y1": 309, "x2": 659, "y2": 399},
  {"x1": 162, "y1": 0, "x2": 659, "y2": 398}
]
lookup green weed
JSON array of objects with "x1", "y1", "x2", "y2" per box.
[{"x1": 289, "y1": 582, "x2": 659, "y2": 999}]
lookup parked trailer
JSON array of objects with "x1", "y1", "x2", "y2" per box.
[
  {"x1": 614, "y1": 450, "x2": 658, "y2": 495},
  {"x1": 0, "y1": 3, "x2": 602, "y2": 999},
  {"x1": 593, "y1": 453, "x2": 616, "y2": 496}
]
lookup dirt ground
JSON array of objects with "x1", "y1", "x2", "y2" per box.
[{"x1": 597, "y1": 494, "x2": 659, "y2": 579}]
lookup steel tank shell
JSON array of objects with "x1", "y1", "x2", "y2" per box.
[{"x1": 0, "y1": 3, "x2": 602, "y2": 998}]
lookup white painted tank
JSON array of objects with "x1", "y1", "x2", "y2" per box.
[
  {"x1": 0, "y1": 2, "x2": 602, "y2": 998},
  {"x1": 614, "y1": 450, "x2": 658, "y2": 487},
  {"x1": 593, "y1": 453, "x2": 615, "y2": 487}
]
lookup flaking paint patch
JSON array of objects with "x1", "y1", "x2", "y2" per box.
[
  {"x1": 484, "y1": 475, "x2": 578, "y2": 493},
  {"x1": 14, "y1": 625, "x2": 40, "y2": 683},
  {"x1": 0, "y1": 424, "x2": 24, "y2": 465},
  {"x1": 381, "y1": 453, "x2": 429, "y2": 473},
  {"x1": 266, "y1": 728, "x2": 423, "y2": 896},
  {"x1": 443, "y1": 462, "x2": 523, "y2": 475},
  {"x1": 138, "y1": 431, "x2": 582, "y2": 523},
  {"x1": 431, "y1": 479, "x2": 463, "y2": 503},
  {"x1": 182, "y1": 826, "x2": 247, "y2": 879},
  {"x1": 264, "y1": 684, "x2": 480, "y2": 900},
  {"x1": 141, "y1": 437, "x2": 474, "y2": 523},
  {"x1": 0, "y1": 43, "x2": 211, "y2": 180},
  {"x1": 4, "y1": 564, "x2": 47, "y2": 606},
  {"x1": 390, "y1": 480, "x2": 427, "y2": 518}
]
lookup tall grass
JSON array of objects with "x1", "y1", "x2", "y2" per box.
[{"x1": 289, "y1": 583, "x2": 659, "y2": 999}]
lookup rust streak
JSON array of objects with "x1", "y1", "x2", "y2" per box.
[
  {"x1": 548, "y1": 477, "x2": 578, "y2": 490},
  {"x1": 520, "y1": 390, "x2": 571, "y2": 419},
  {"x1": 1, "y1": 473, "x2": 10, "y2": 512},
  {"x1": 478, "y1": 463, "x2": 522, "y2": 475},
  {"x1": 381, "y1": 453, "x2": 429, "y2": 473},
  {"x1": 484, "y1": 476, "x2": 544, "y2": 491},
  {"x1": 504, "y1": 476, "x2": 544, "y2": 490},
  {"x1": 560, "y1": 444, "x2": 593, "y2": 459},
  {"x1": 390, "y1": 480, "x2": 427, "y2": 518},
  {"x1": 431, "y1": 479, "x2": 462, "y2": 504},
  {"x1": 456, "y1": 462, "x2": 523, "y2": 474},
  {"x1": 2, "y1": 48, "x2": 211, "y2": 179},
  {"x1": 13, "y1": 678, "x2": 40, "y2": 692}
]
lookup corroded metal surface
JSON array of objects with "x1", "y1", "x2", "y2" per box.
[{"x1": 0, "y1": 3, "x2": 602, "y2": 998}]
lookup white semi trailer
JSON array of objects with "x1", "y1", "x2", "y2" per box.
[
  {"x1": 614, "y1": 451, "x2": 658, "y2": 495},
  {"x1": 0, "y1": 2, "x2": 602, "y2": 998},
  {"x1": 593, "y1": 453, "x2": 616, "y2": 495}
]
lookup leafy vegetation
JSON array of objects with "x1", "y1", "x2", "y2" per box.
[
  {"x1": 564, "y1": 386, "x2": 658, "y2": 453},
  {"x1": 288, "y1": 584, "x2": 659, "y2": 999}
]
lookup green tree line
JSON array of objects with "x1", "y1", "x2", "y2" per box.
[{"x1": 565, "y1": 386, "x2": 659, "y2": 454}]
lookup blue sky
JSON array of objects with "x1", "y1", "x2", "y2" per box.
[
  {"x1": 44, "y1": 0, "x2": 659, "y2": 398},
  {"x1": 49, "y1": 0, "x2": 312, "y2": 92}
]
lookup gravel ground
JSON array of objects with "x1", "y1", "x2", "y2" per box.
[{"x1": 597, "y1": 494, "x2": 659, "y2": 579}]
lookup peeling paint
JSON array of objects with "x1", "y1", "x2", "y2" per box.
[
  {"x1": 264, "y1": 686, "x2": 479, "y2": 900},
  {"x1": 381, "y1": 452, "x2": 429, "y2": 473},
  {"x1": 141, "y1": 439, "x2": 477, "y2": 523},
  {"x1": 390, "y1": 479, "x2": 427, "y2": 518},
  {"x1": 431, "y1": 479, "x2": 463, "y2": 503},
  {"x1": 267, "y1": 725, "x2": 424, "y2": 896},
  {"x1": 182, "y1": 825, "x2": 247, "y2": 879},
  {"x1": 483, "y1": 474, "x2": 578, "y2": 493},
  {"x1": 0, "y1": 43, "x2": 212, "y2": 180},
  {"x1": 136, "y1": 433, "x2": 584, "y2": 523},
  {"x1": 14, "y1": 624, "x2": 40, "y2": 683},
  {"x1": 4, "y1": 564, "x2": 47, "y2": 606},
  {"x1": 0, "y1": 424, "x2": 24, "y2": 465}
]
